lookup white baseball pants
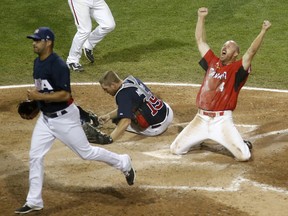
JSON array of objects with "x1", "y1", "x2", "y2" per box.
[
  {"x1": 26, "y1": 103, "x2": 131, "y2": 208},
  {"x1": 170, "y1": 110, "x2": 251, "y2": 161},
  {"x1": 67, "y1": 0, "x2": 115, "y2": 64}
]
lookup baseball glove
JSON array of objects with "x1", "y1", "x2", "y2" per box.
[
  {"x1": 78, "y1": 106, "x2": 100, "y2": 128},
  {"x1": 82, "y1": 122, "x2": 113, "y2": 145},
  {"x1": 18, "y1": 100, "x2": 40, "y2": 120}
]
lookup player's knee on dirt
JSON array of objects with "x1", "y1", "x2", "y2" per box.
[
  {"x1": 235, "y1": 151, "x2": 251, "y2": 162},
  {"x1": 170, "y1": 144, "x2": 186, "y2": 155}
]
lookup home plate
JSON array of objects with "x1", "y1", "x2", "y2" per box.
[{"x1": 143, "y1": 149, "x2": 182, "y2": 159}]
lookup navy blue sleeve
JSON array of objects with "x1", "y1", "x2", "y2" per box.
[
  {"x1": 51, "y1": 57, "x2": 71, "y2": 92},
  {"x1": 116, "y1": 89, "x2": 135, "y2": 119}
]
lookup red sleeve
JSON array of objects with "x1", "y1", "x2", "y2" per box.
[{"x1": 199, "y1": 50, "x2": 218, "y2": 71}]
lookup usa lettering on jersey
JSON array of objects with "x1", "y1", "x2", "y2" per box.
[{"x1": 35, "y1": 79, "x2": 54, "y2": 92}]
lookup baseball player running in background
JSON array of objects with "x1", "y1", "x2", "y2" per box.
[
  {"x1": 67, "y1": 0, "x2": 115, "y2": 71},
  {"x1": 170, "y1": 7, "x2": 271, "y2": 161},
  {"x1": 98, "y1": 71, "x2": 174, "y2": 142},
  {"x1": 15, "y1": 27, "x2": 135, "y2": 214}
]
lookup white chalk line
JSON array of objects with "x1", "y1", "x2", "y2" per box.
[
  {"x1": 139, "y1": 176, "x2": 288, "y2": 195},
  {"x1": 250, "y1": 129, "x2": 288, "y2": 141},
  {"x1": 1, "y1": 82, "x2": 288, "y2": 93}
]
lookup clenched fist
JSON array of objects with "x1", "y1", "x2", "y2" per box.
[
  {"x1": 198, "y1": 7, "x2": 208, "y2": 17},
  {"x1": 262, "y1": 20, "x2": 272, "y2": 31}
]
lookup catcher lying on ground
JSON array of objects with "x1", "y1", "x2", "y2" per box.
[{"x1": 18, "y1": 100, "x2": 112, "y2": 145}]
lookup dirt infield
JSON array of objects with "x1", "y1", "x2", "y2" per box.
[{"x1": 0, "y1": 84, "x2": 287, "y2": 216}]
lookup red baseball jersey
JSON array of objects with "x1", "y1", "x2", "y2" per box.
[{"x1": 196, "y1": 50, "x2": 251, "y2": 111}]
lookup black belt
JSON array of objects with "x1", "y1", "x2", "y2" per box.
[
  {"x1": 151, "y1": 124, "x2": 161, "y2": 129},
  {"x1": 43, "y1": 110, "x2": 67, "y2": 118}
]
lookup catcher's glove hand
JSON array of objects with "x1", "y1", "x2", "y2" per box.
[
  {"x1": 18, "y1": 100, "x2": 40, "y2": 120},
  {"x1": 88, "y1": 111, "x2": 100, "y2": 128},
  {"x1": 78, "y1": 106, "x2": 100, "y2": 128},
  {"x1": 82, "y1": 122, "x2": 113, "y2": 145}
]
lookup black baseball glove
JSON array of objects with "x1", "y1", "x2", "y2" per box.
[
  {"x1": 78, "y1": 106, "x2": 100, "y2": 127},
  {"x1": 18, "y1": 100, "x2": 40, "y2": 120},
  {"x1": 82, "y1": 122, "x2": 113, "y2": 145}
]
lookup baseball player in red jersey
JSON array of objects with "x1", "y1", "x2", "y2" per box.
[
  {"x1": 66, "y1": 0, "x2": 115, "y2": 71},
  {"x1": 170, "y1": 7, "x2": 271, "y2": 161}
]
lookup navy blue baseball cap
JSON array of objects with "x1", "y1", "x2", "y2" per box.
[{"x1": 27, "y1": 27, "x2": 55, "y2": 41}]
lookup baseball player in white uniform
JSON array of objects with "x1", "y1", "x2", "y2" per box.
[
  {"x1": 67, "y1": 0, "x2": 115, "y2": 71},
  {"x1": 15, "y1": 27, "x2": 135, "y2": 214}
]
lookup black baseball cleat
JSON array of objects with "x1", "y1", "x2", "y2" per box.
[
  {"x1": 67, "y1": 63, "x2": 84, "y2": 72},
  {"x1": 15, "y1": 204, "x2": 42, "y2": 214},
  {"x1": 83, "y1": 48, "x2": 95, "y2": 63},
  {"x1": 244, "y1": 140, "x2": 253, "y2": 150},
  {"x1": 124, "y1": 167, "x2": 136, "y2": 186}
]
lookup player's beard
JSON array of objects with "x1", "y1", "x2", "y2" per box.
[
  {"x1": 33, "y1": 46, "x2": 41, "y2": 55},
  {"x1": 33, "y1": 43, "x2": 46, "y2": 55}
]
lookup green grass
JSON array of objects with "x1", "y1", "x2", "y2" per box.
[{"x1": 0, "y1": 0, "x2": 287, "y2": 89}]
